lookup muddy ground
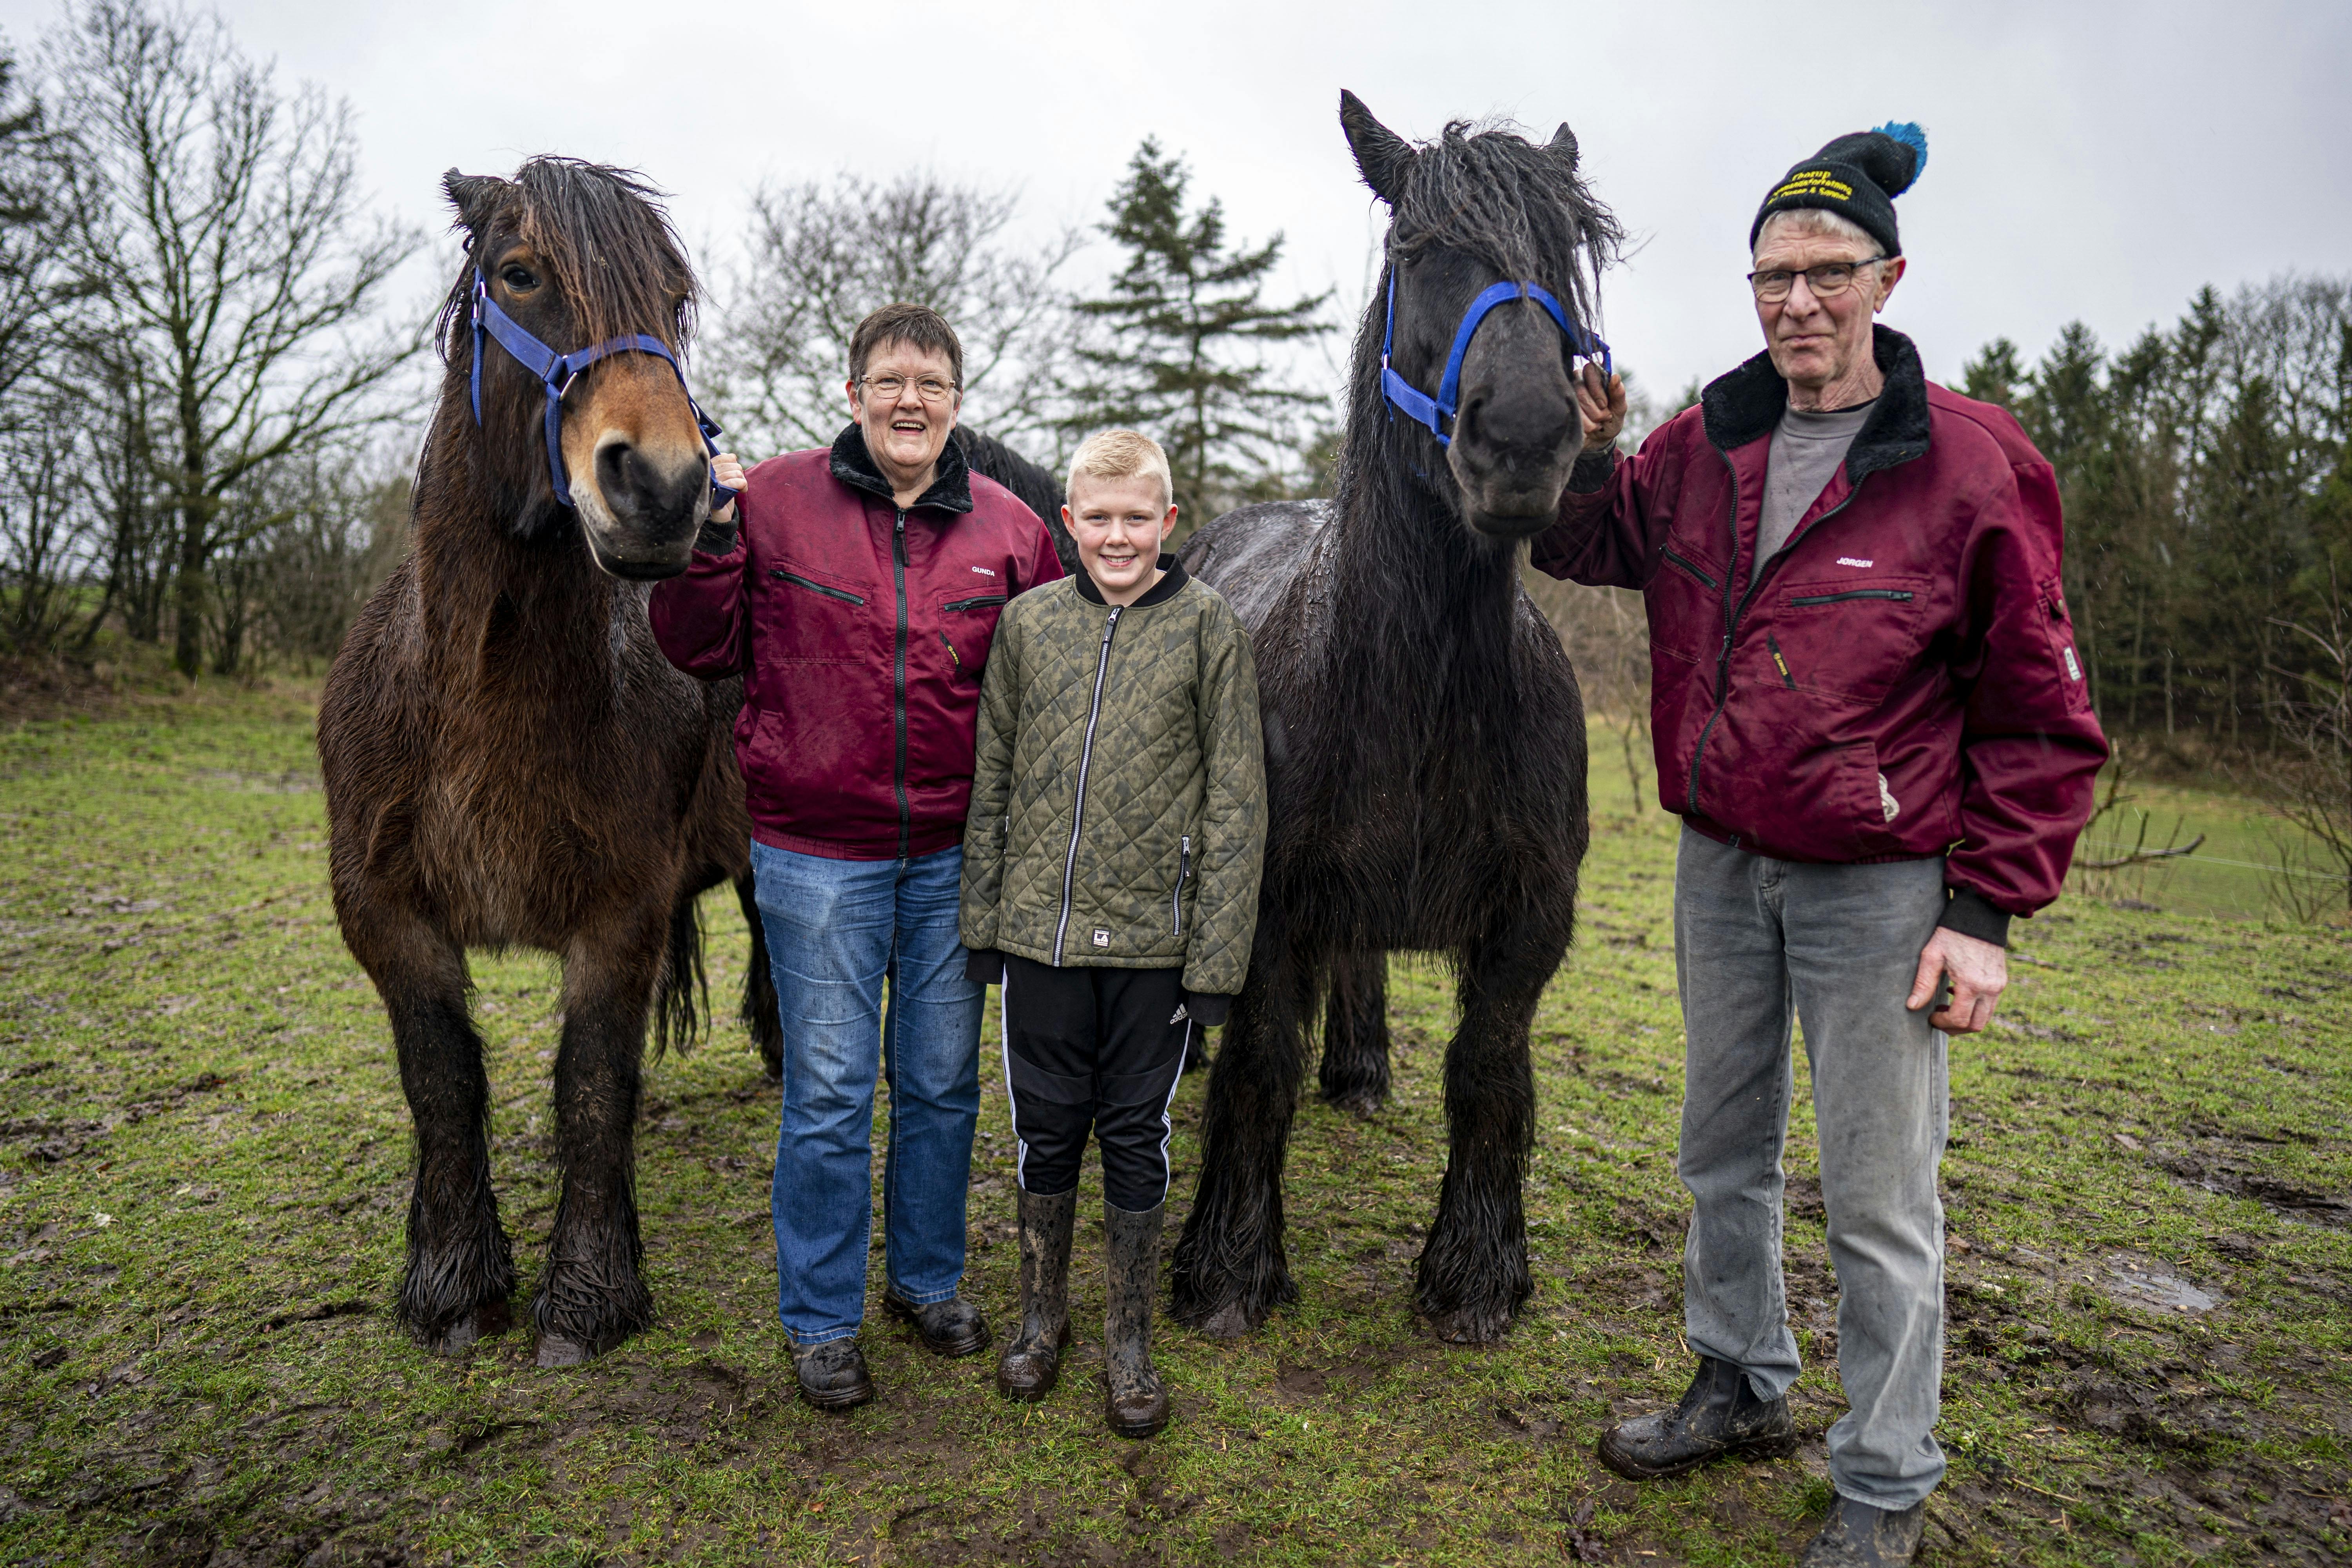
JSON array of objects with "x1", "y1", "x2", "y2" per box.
[{"x1": 2, "y1": 686, "x2": 2348, "y2": 1566}]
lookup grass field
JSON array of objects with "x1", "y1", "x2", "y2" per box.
[{"x1": 2, "y1": 684, "x2": 2348, "y2": 1567}]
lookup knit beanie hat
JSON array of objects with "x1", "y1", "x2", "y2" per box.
[{"x1": 1749, "y1": 123, "x2": 1928, "y2": 258}]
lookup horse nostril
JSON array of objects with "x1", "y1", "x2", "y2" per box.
[{"x1": 595, "y1": 439, "x2": 642, "y2": 511}]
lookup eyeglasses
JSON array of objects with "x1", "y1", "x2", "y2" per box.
[
  {"x1": 1746, "y1": 258, "x2": 1887, "y2": 303},
  {"x1": 858, "y1": 374, "x2": 958, "y2": 404}
]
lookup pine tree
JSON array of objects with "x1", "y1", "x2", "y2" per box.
[
  {"x1": 1957, "y1": 337, "x2": 2025, "y2": 409},
  {"x1": 1061, "y1": 139, "x2": 1332, "y2": 524}
]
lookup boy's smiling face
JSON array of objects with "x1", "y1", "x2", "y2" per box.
[{"x1": 1064, "y1": 474, "x2": 1176, "y2": 608}]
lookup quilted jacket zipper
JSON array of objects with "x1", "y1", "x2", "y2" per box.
[
  {"x1": 892, "y1": 511, "x2": 910, "y2": 859},
  {"x1": 1053, "y1": 605, "x2": 1122, "y2": 965},
  {"x1": 1172, "y1": 835, "x2": 1191, "y2": 936},
  {"x1": 770, "y1": 568, "x2": 865, "y2": 606}
]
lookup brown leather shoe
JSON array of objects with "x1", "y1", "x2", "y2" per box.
[
  {"x1": 997, "y1": 1186, "x2": 1077, "y2": 1401},
  {"x1": 1103, "y1": 1201, "x2": 1169, "y2": 1439}
]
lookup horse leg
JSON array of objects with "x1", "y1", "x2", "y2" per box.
[
  {"x1": 1317, "y1": 950, "x2": 1391, "y2": 1116},
  {"x1": 735, "y1": 867, "x2": 782, "y2": 1082},
  {"x1": 1169, "y1": 924, "x2": 1311, "y2": 1337},
  {"x1": 373, "y1": 934, "x2": 515, "y2": 1353},
  {"x1": 1416, "y1": 912, "x2": 1567, "y2": 1344},
  {"x1": 535, "y1": 909, "x2": 665, "y2": 1366}
]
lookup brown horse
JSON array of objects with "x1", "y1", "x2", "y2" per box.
[{"x1": 318, "y1": 159, "x2": 777, "y2": 1366}]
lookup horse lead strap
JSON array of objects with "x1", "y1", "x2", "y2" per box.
[
  {"x1": 1380, "y1": 272, "x2": 1612, "y2": 448},
  {"x1": 468, "y1": 272, "x2": 736, "y2": 511}
]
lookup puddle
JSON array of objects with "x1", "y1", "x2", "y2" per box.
[{"x1": 2103, "y1": 1255, "x2": 2220, "y2": 1314}]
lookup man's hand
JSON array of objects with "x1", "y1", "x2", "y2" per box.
[
  {"x1": 1906, "y1": 927, "x2": 2007, "y2": 1034},
  {"x1": 1575, "y1": 362, "x2": 1628, "y2": 453},
  {"x1": 711, "y1": 450, "x2": 746, "y2": 522}
]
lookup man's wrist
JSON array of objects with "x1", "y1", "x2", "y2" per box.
[{"x1": 1937, "y1": 887, "x2": 2011, "y2": 947}]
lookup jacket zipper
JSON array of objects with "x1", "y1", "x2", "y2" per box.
[
  {"x1": 1788, "y1": 588, "x2": 1914, "y2": 606},
  {"x1": 1661, "y1": 547, "x2": 1717, "y2": 590},
  {"x1": 943, "y1": 593, "x2": 1008, "y2": 613},
  {"x1": 1173, "y1": 835, "x2": 1191, "y2": 936},
  {"x1": 892, "y1": 511, "x2": 910, "y2": 860},
  {"x1": 1686, "y1": 455, "x2": 1869, "y2": 817},
  {"x1": 770, "y1": 568, "x2": 865, "y2": 606},
  {"x1": 1053, "y1": 605, "x2": 1122, "y2": 965},
  {"x1": 1767, "y1": 633, "x2": 1795, "y2": 688}
]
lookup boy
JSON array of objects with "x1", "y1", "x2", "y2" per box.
[{"x1": 958, "y1": 430, "x2": 1266, "y2": 1439}]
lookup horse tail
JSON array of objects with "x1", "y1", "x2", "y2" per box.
[{"x1": 652, "y1": 896, "x2": 707, "y2": 1058}]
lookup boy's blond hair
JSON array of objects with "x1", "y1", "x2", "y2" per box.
[{"x1": 1066, "y1": 429, "x2": 1174, "y2": 511}]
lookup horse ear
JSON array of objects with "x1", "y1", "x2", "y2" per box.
[
  {"x1": 1548, "y1": 122, "x2": 1580, "y2": 172},
  {"x1": 1339, "y1": 90, "x2": 1413, "y2": 205},
  {"x1": 442, "y1": 169, "x2": 508, "y2": 239}
]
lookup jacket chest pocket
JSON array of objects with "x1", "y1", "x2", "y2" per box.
[
  {"x1": 766, "y1": 563, "x2": 874, "y2": 666},
  {"x1": 1766, "y1": 575, "x2": 1933, "y2": 703},
  {"x1": 1648, "y1": 540, "x2": 1722, "y2": 664},
  {"x1": 936, "y1": 590, "x2": 1008, "y2": 682}
]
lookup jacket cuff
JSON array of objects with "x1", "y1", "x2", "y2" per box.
[
  {"x1": 1566, "y1": 445, "x2": 1618, "y2": 495},
  {"x1": 1938, "y1": 888, "x2": 2011, "y2": 947},
  {"x1": 1181, "y1": 991, "x2": 1232, "y2": 1027},
  {"x1": 964, "y1": 947, "x2": 1005, "y2": 984},
  {"x1": 694, "y1": 516, "x2": 739, "y2": 555}
]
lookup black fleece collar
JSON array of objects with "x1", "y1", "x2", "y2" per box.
[
  {"x1": 1700, "y1": 324, "x2": 1933, "y2": 481},
  {"x1": 1072, "y1": 553, "x2": 1187, "y2": 607},
  {"x1": 829, "y1": 423, "x2": 975, "y2": 515}
]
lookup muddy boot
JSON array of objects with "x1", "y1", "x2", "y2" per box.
[
  {"x1": 791, "y1": 1337, "x2": 874, "y2": 1412},
  {"x1": 1102, "y1": 1201, "x2": 1170, "y2": 1439},
  {"x1": 1596, "y1": 1355, "x2": 1795, "y2": 1480},
  {"x1": 996, "y1": 1186, "x2": 1076, "y2": 1401},
  {"x1": 1798, "y1": 1495, "x2": 1926, "y2": 1565}
]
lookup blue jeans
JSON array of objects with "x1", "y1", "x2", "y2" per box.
[
  {"x1": 750, "y1": 841, "x2": 984, "y2": 1347},
  {"x1": 1671, "y1": 827, "x2": 1951, "y2": 1509}
]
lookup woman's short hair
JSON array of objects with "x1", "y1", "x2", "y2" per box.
[
  {"x1": 1066, "y1": 429, "x2": 1174, "y2": 510},
  {"x1": 849, "y1": 302, "x2": 964, "y2": 388}
]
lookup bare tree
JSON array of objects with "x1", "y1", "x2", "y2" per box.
[
  {"x1": 44, "y1": 0, "x2": 424, "y2": 676},
  {"x1": 2261, "y1": 561, "x2": 2352, "y2": 915},
  {"x1": 708, "y1": 171, "x2": 1082, "y2": 457}
]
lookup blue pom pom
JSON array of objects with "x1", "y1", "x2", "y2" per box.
[{"x1": 1872, "y1": 121, "x2": 1928, "y2": 191}]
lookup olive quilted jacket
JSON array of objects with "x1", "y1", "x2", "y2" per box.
[{"x1": 958, "y1": 556, "x2": 1266, "y2": 1003}]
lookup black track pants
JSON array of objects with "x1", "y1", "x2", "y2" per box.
[{"x1": 1000, "y1": 955, "x2": 1191, "y2": 1211}]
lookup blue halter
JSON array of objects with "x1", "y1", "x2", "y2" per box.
[
  {"x1": 468, "y1": 270, "x2": 737, "y2": 511},
  {"x1": 1379, "y1": 272, "x2": 1612, "y2": 447}
]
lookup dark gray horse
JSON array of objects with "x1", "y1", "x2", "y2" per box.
[{"x1": 1170, "y1": 93, "x2": 1618, "y2": 1344}]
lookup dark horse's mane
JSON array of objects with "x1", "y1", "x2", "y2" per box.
[
  {"x1": 1334, "y1": 119, "x2": 1622, "y2": 522},
  {"x1": 433, "y1": 158, "x2": 699, "y2": 361},
  {"x1": 955, "y1": 428, "x2": 1076, "y2": 572}
]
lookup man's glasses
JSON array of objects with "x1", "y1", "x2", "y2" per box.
[
  {"x1": 1747, "y1": 258, "x2": 1887, "y2": 303},
  {"x1": 859, "y1": 374, "x2": 958, "y2": 404}
]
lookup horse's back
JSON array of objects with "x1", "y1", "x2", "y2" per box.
[{"x1": 1179, "y1": 500, "x2": 1330, "y2": 635}]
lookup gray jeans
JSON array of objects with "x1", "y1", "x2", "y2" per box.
[{"x1": 1672, "y1": 827, "x2": 1949, "y2": 1508}]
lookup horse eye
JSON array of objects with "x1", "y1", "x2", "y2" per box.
[{"x1": 501, "y1": 265, "x2": 539, "y2": 292}]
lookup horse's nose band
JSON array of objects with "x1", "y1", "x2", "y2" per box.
[
  {"x1": 468, "y1": 271, "x2": 736, "y2": 513},
  {"x1": 1379, "y1": 274, "x2": 1611, "y2": 448}
]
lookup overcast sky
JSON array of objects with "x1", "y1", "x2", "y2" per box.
[{"x1": 7, "y1": 0, "x2": 2346, "y2": 427}]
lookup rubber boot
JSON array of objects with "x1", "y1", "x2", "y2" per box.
[
  {"x1": 1103, "y1": 1201, "x2": 1170, "y2": 1438},
  {"x1": 995, "y1": 1186, "x2": 1076, "y2": 1401}
]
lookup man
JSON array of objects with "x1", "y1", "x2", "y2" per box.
[
  {"x1": 652, "y1": 303, "x2": 1064, "y2": 1410},
  {"x1": 1534, "y1": 126, "x2": 2106, "y2": 1565}
]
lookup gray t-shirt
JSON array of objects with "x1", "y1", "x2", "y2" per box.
[{"x1": 1754, "y1": 401, "x2": 1874, "y2": 583}]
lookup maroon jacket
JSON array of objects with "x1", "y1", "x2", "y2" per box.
[
  {"x1": 1532, "y1": 327, "x2": 2108, "y2": 943},
  {"x1": 651, "y1": 426, "x2": 1065, "y2": 860}
]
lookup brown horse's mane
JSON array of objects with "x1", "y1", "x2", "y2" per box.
[{"x1": 434, "y1": 157, "x2": 700, "y2": 363}]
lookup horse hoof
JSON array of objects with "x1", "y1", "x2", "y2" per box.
[
  {"x1": 428, "y1": 1300, "x2": 512, "y2": 1356},
  {"x1": 535, "y1": 1332, "x2": 599, "y2": 1368},
  {"x1": 1323, "y1": 1087, "x2": 1385, "y2": 1118},
  {"x1": 1425, "y1": 1306, "x2": 1511, "y2": 1346},
  {"x1": 1195, "y1": 1299, "x2": 1259, "y2": 1339}
]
